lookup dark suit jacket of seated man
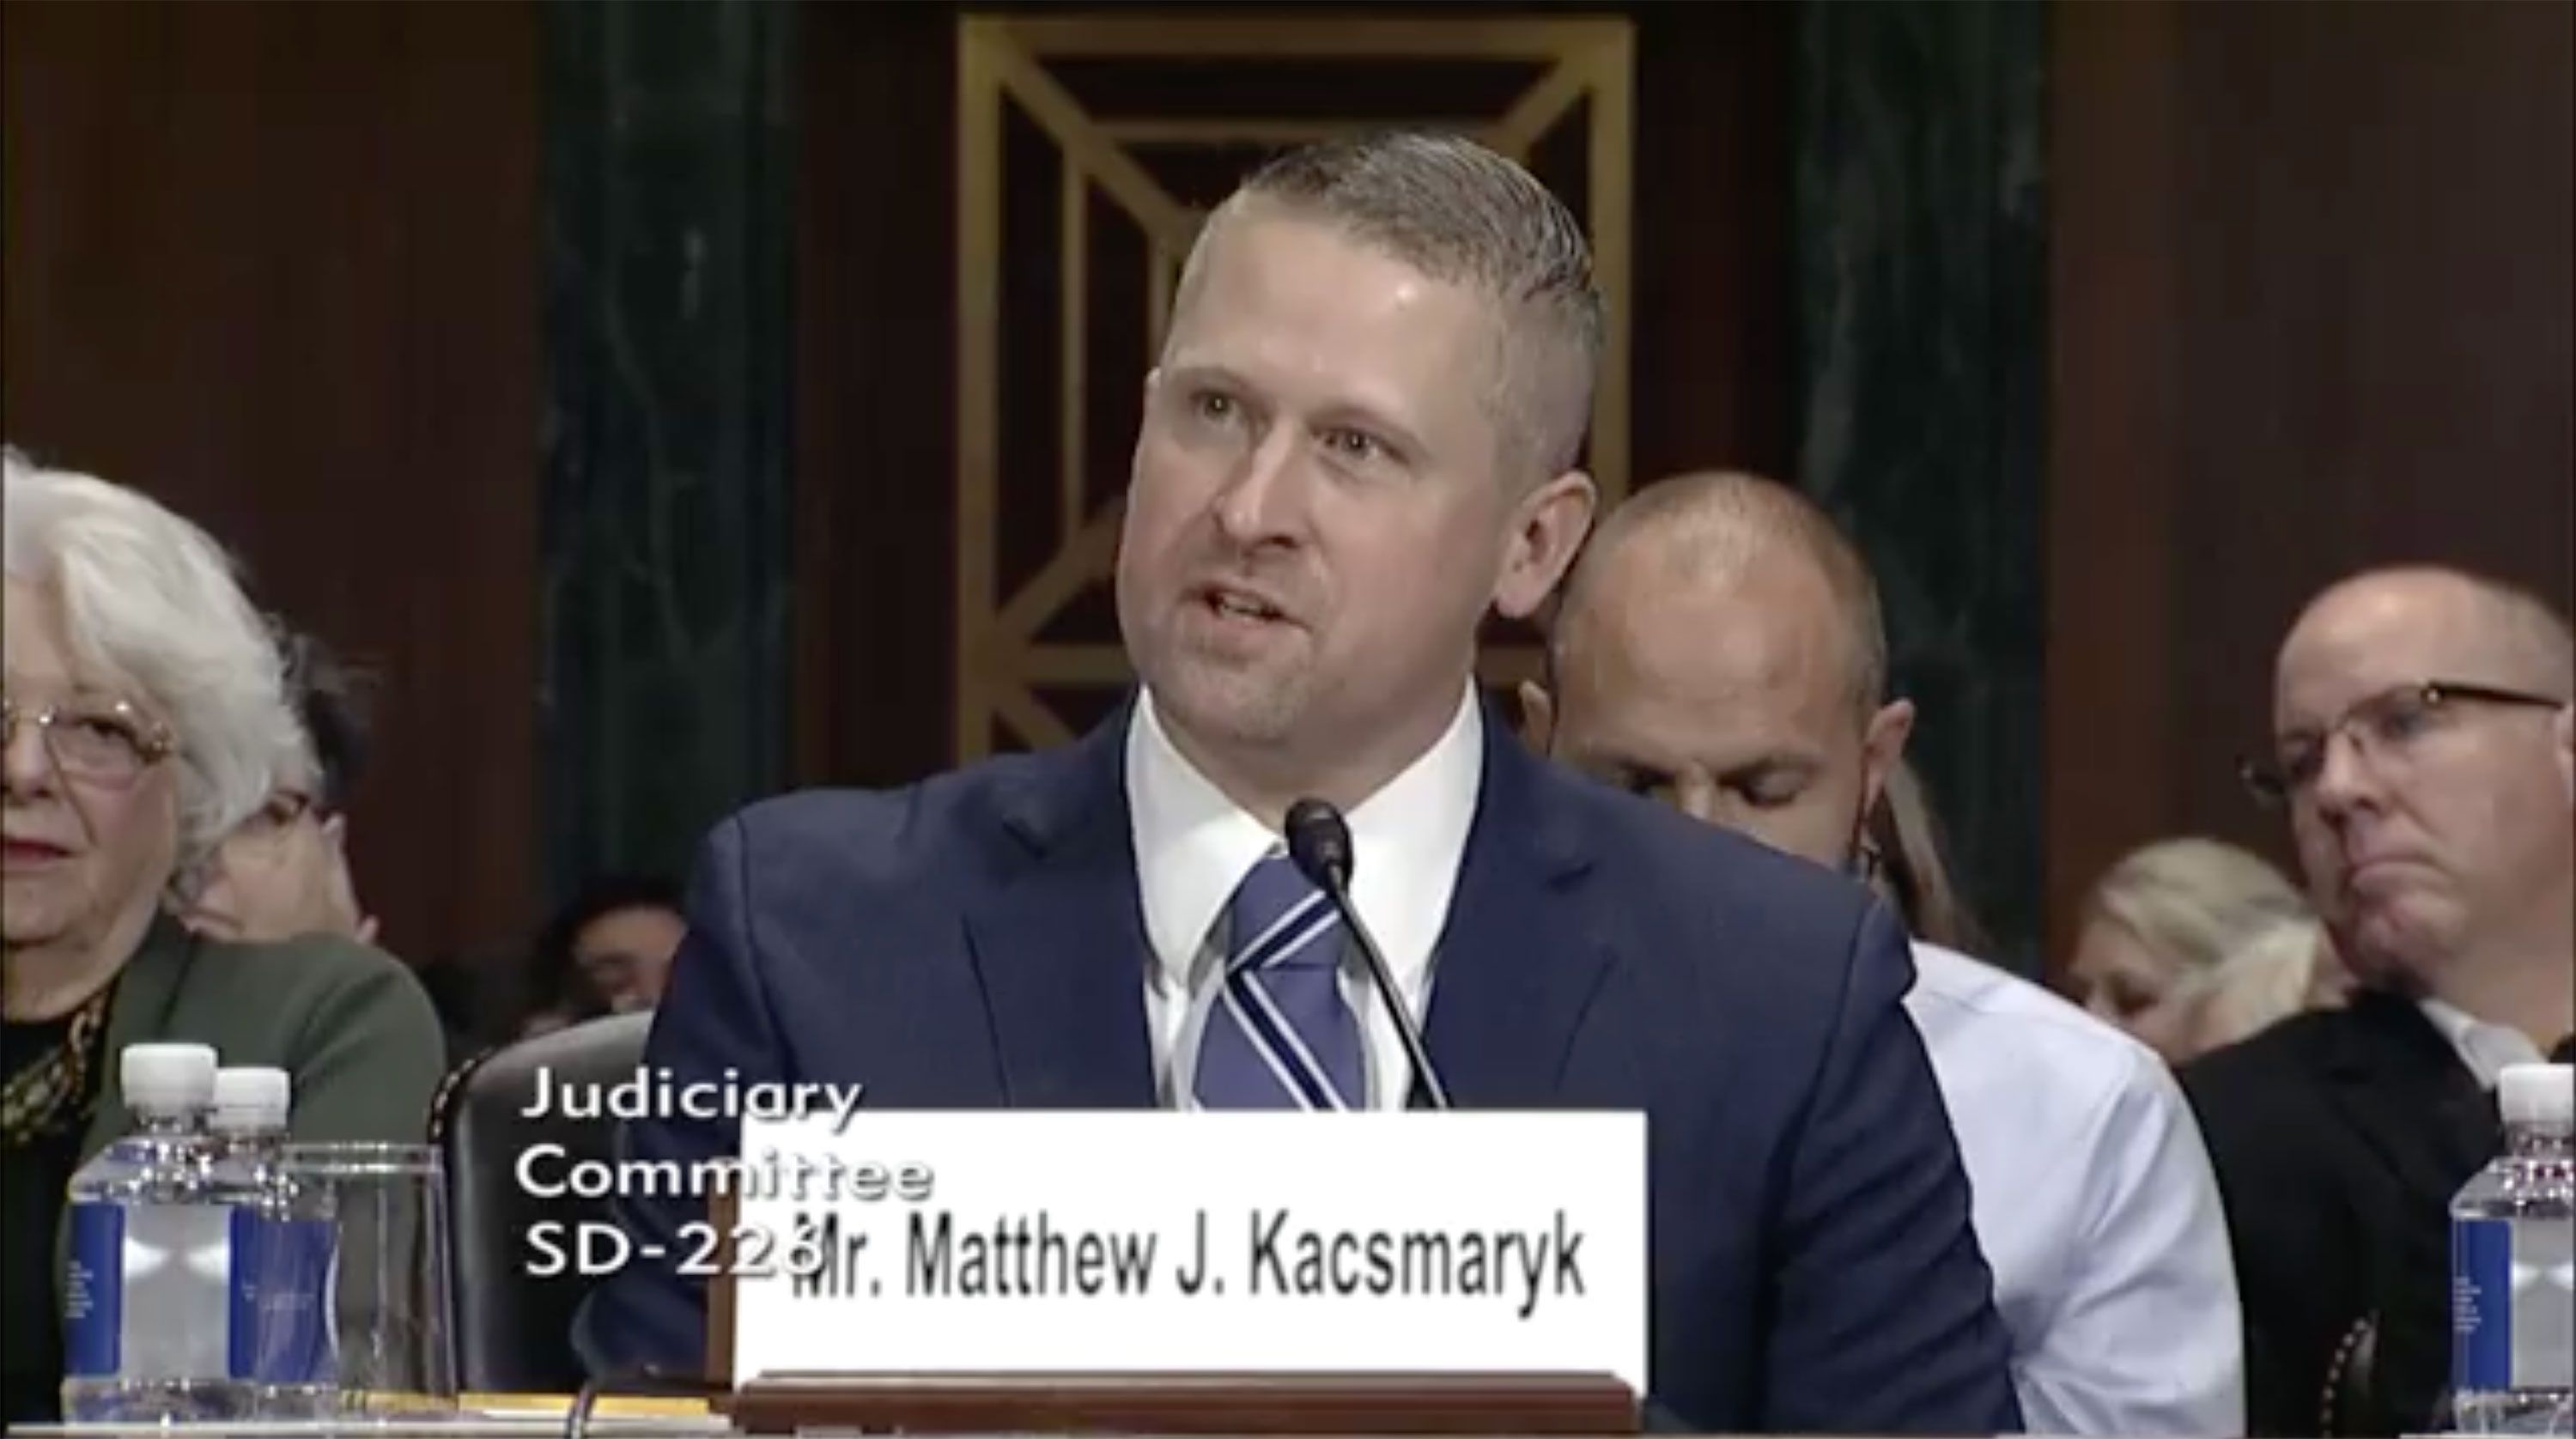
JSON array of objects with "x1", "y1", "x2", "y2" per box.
[{"x1": 573, "y1": 692, "x2": 2021, "y2": 1435}]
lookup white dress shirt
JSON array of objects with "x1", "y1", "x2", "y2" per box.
[
  {"x1": 1908, "y1": 941, "x2": 2246, "y2": 1437},
  {"x1": 2418, "y1": 997, "x2": 2548, "y2": 1088},
  {"x1": 1126, "y1": 683, "x2": 1482, "y2": 1108}
]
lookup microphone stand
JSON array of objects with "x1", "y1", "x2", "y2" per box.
[{"x1": 1285, "y1": 798, "x2": 1454, "y2": 1111}]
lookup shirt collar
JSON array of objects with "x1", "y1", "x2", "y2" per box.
[
  {"x1": 2419, "y1": 996, "x2": 2547, "y2": 1088},
  {"x1": 1126, "y1": 684, "x2": 1484, "y2": 996}
]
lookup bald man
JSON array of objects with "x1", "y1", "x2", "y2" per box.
[
  {"x1": 2181, "y1": 567, "x2": 2574, "y2": 1436},
  {"x1": 1527, "y1": 471, "x2": 2245, "y2": 1438}
]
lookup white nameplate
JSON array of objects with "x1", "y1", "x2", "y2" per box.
[{"x1": 729, "y1": 1111, "x2": 1646, "y2": 1393}]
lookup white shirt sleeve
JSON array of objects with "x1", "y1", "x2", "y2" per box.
[{"x1": 2010, "y1": 1048, "x2": 2246, "y2": 1438}]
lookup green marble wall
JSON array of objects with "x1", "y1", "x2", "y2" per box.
[
  {"x1": 1793, "y1": 0, "x2": 2047, "y2": 967},
  {"x1": 538, "y1": 0, "x2": 796, "y2": 908}
]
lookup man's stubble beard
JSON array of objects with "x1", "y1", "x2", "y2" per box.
[{"x1": 1157, "y1": 637, "x2": 1315, "y2": 750}]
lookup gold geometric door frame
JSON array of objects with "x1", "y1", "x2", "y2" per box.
[{"x1": 955, "y1": 14, "x2": 1635, "y2": 761}]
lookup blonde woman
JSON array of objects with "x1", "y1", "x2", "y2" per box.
[
  {"x1": 2069, "y1": 836, "x2": 2314, "y2": 1063},
  {"x1": 2181, "y1": 917, "x2": 2350, "y2": 1056}
]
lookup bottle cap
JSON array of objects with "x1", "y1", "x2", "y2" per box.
[
  {"x1": 2499, "y1": 1063, "x2": 2574, "y2": 1126},
  {"x1": 120, "y1": 1043, "x2": 219, "y2": 1114},
  {"x1": 210, "y1": 1066, "x2": 291, "y2": 1132}
]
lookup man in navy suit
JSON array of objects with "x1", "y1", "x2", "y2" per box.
[{"x1": 576, "y1": 131, "x2": 2020, "y2": 1433}]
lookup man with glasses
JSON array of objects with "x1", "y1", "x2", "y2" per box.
[
  {"x1": 1525, "y1": 471, "x2": 2244, "y2": 1437},
  {"x1": 2184, "y1": 565, "x2": 2574, "y2": 1436},
  {"x1": 179, "y1": 628, "x2": 378, "y2": 946}
]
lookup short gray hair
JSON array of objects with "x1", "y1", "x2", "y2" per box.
[
  {"x1": 1188, "y1": 131, "x2": 1604, "y2": 486},
  {"x1": 3, "y1": 447, "x2": 305, "y2": 870}
]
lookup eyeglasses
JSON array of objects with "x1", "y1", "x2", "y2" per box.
[
  {"x1": 227, "y1": 789, "x2": 319, "y2": 849},
  {"x1": 1, "y1": 695, "x2": 177, "y2": 786},
  {"x1": 2238, "y1": 679, "x2": 2567, "y2": 809}
]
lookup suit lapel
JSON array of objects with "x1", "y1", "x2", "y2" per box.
[
  {"x1": 961, "y1": 704, "x2": 1160, "y2": 1108},
  {"x1": 2325, "y1": 992, "x2": 2497, "y2": 1208},
  {"x1": 1419, "y1": 707, "x2": 1611, "y2": 1108}
]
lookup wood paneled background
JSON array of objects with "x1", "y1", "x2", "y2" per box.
[
  {"x1": 7, "y1": 0, "x2": 2565, "y2": 983},
  {"x1": 2046, "y1": 0, "x2": 2574, "y2": 965},
  {"x1": 4, "y1": 0, "x2": 543, "y2": 972}
]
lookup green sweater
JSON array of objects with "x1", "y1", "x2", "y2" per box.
[
  {"x1": 8, "y1": 914, "x2": 449, "y2": 1421},
  {"x1": 46, "y1": 913, "x2": 450, "y2": 1315},
  {"x1": 76, "y1": 914, "x2": 448, "y2": 1162}
]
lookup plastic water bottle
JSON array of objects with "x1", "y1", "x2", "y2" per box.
[
  {"x1": 2451, "y1": 1062, "x2": 2576, "y2": 1435},
  {"x1": 211, "y1": 1066, "x2": 337, "y2": 1418},
  {"x1": 60, "y1": 1042, "x2": 248, "y2": 1422}
]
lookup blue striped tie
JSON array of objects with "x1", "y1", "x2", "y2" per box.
[{"x1": 1192, "y1": 850, "x2": 1366, "y2": 1109}]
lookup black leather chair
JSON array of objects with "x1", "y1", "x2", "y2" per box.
[{"x1": 432, "y1": 1011, "x2": 652, "y2": 1393}]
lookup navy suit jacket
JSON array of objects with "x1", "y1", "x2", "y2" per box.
[{"x1": 575, "y1": 699, "x2": 2020, "y2": 1434}]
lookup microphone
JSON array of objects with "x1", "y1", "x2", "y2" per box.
[{"x1": 1284, "y1": 798, "x2": 1454, "y2": 1111}]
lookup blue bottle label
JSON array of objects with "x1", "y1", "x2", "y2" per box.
[
  {"x1": 2454, "y1": 1214, "x2": 2576, "y2": 1392},
  {"x1": 2456, "y1": 1216, "x2": 2514, "y2": 1391},
  {"x1": 64, "y1": 1202, "x2": 125, "y2": 1377},
  {"x1": 228, "y1": 1210, "x2": 337, "y2": 1384},
  {"x1": 228, "y1": 1210, "x2": 262, "y2": 1380}
]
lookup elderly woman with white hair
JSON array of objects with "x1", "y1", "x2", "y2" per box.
[{"x1": 2, "y1": 449, "x2": 444, "y2": 1425}]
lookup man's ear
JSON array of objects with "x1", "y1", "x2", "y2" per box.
[
  {"x1": 1517, "y1": 680, "x2": 1557, "y2": 756},
  {"x1": 1862, "y1": 698, "x2": 1917, "y2": 815},
  {"x1": 1492, "y1": 471, "x2": 1596, "y2": 621}
]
